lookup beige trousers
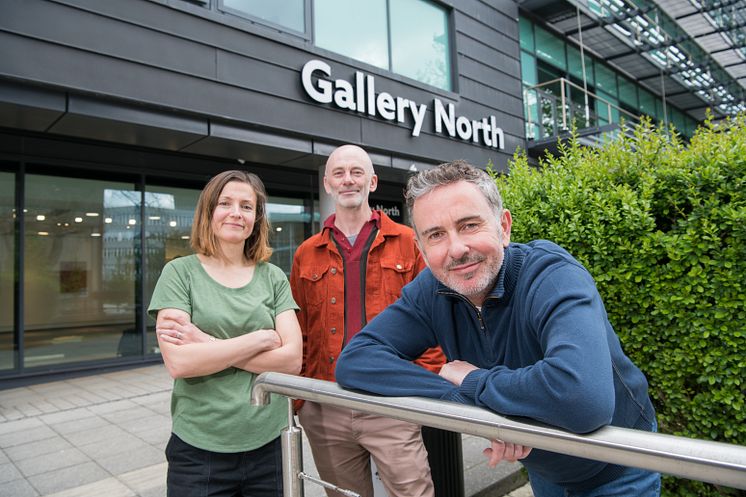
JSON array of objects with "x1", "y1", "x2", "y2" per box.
[{"x1": 298, "y1": 401, "x2": 435, "y2": 497}]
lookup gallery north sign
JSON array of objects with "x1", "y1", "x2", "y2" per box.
[{"x1": 301, "y1": 59, "x2": 504, "y2": 150}]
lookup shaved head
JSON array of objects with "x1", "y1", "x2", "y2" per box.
[
  {"x1": 323, "y1": 144, "x2": 378, "y2": 211},
  {"x1": 325, "y1": 145, "x2": 375, "y2": 177}
]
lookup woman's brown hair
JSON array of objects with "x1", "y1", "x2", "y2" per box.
[{"x1": 190, "y1": 170, "x2": 272, "y2": 263}]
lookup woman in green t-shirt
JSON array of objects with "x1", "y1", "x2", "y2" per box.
[{"x1": 148, "y1": 170, "x2": 301, "y2": 497}]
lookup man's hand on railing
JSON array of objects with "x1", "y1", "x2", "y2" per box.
[
  {"x1": 484, "y1": 439, "x2": 532, "y2": 467},
  {"x1": 439, "y1": 359, "x2": 479, "y2": 385},
  {"x1": 439, "y1": 360, "x2": 534, "y2": 466}
]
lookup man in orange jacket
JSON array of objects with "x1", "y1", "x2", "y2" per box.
[{"x1": 290, "y1": 144, "x2": 443, "y2": 497}]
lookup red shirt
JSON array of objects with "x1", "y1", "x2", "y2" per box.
[{"x1": 324, "y1": 211, "x2": 381, "y2": 344}]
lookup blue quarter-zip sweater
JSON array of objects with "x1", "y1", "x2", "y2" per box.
[{"x1": 336, "y1": 240, "x2": 656, "y2": 490}]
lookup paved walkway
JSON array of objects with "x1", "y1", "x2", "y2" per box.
[{"x1": 0, "y1": 364, "x2": 530, "y2": 497}]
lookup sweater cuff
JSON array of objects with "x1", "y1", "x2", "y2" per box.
[
  {"x1": 441, "y1": 390, "x2": 469, "y2": 404},
  {"x1": 457, "y1": 369, "x2": 485, "y2": 403}
]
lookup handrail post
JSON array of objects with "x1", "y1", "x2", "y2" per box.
[
  {"x1": 280, "y1": 398, "x2": 304, "y2": 497},
  {"x1": 560, "y1": 79, "x2": 568, "y2": 130}
]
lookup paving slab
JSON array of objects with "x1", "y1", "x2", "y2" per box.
[
  {"x1": 0, "y1": 425, "x2": 57, "y2": 449},
  {"x1": 5, "y1": 437, "x2": 72, "y2": 462},
  {"x1": 95, "y1": 445, "x2": 164, "y2": 475},
  {"x1": 0, "y1": 477, "x2": 39, "y2": 497},
  {"x1": 49, "y1": 415, "x2": 110, "y2": 436},
  {"x1": 15, "y1": 447, "x2": 91, "y2": 477},
  {"x1": 44, "y1": 476, "x2": 136, "y2": 497},
  {"x1": 0, "y1": 461, "x2": 23, "y2": 484},
  {"x1": 26, "y1": 461, "x2": 110, "y2": 495},
  {"x1": 117, "y1": 462, "x2": 168, "y2": 497}
]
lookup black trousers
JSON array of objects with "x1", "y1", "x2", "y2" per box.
[{"x1": 165, "y1": 433, "x2": 283, "y2": 497}]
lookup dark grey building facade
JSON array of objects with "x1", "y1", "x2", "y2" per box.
[{"x1": 0, "y1": 0, "x2": 524, "y2": 380}]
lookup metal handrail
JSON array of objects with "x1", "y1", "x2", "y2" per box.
[
  {"x1": 252, "y1": 373, "x2": 746, "y2": 491},
  {"x1": 528, "y1": 77, "x2": 642, "y2": 126},
  {"x1": 523, "y1": 77, "x2": 644, "y2": 142}
]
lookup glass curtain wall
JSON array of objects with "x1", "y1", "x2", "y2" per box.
[
  {"x1": 23, "y1": 174, "x2": 139, "y2": 367},
  {"x1": 2, "y1": 168, "x2": 316, "y2": 375},
  {"x1": 519, "y1": 15, "x2": 698, "y2": 139},
  {"x1": 0, "y1": 171, "x2": 14, "y2": 371}
]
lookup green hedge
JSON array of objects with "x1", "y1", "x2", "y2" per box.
[{"x1": 493, "y1": 117, "x2": 745, "y2": 496}]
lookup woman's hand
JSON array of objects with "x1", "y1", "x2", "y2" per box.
[
  {"x1": 158, "y1": 321, "x2": 281, "y2": 350},
  {"x1": 252, "y1": 329, "x2": 283, "y2": 351},
  {"x1": 483, "y1": 439, "x2": 532, "y2": 467},
  {"x1": 157, "y1": 316, "x2": 211, "y2": 344}
]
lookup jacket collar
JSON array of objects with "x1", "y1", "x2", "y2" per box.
[
  {"x1": 436, "y1": 243, "x2": 525, "y2": 304},
  {"x1": 312, "y1": 210, "x2": 395, "y2": 248}
]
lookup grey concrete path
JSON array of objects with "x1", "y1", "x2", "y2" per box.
[{"x1": 0, "y1": 364, "x2": 530, "y2": 497}]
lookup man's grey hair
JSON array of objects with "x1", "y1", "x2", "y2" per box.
[{"x1": 405, "y1": 160, "x2": 503, "y2": 218}]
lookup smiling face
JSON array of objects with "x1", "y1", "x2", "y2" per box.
[
  {"x1": 211, "y1": 180, "x2": 257, "y2": 248},
  {"x1": 412, "y1": 180, "x2": 512, "y2": 306},
  {"x1": 323, "y1": 145, "x2": 378, "y2": 210}
]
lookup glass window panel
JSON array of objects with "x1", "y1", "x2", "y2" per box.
[
  {"x1": 144, "y1": 185, "x2": 200, "y2": 357},
  {"x1": 24, "y1": 174, "x2": 139, "y2": 368},
  {"x1": 222, "y1": 0, "x2": 305, "y2": 33},
  {"x1": 519, "y1": 16, "x2": 534, "y2": 52},
  {"x1": 595, "y1": 64, "x2": 617, "y2": 97},
  {"x1": 671, "y1": 108, "x2": 686, "y2": 133},
  {"x1": 534, "y1": 26, "x2": 566, "y2": 71},
  {"x1": 390, "y1": 0, "x2": 451, "y2": 90},
  {"x1": 638, "y1": 88, "x2": 656, "y2": 117},
  {"x1": 537, "y1": 59, "x2": 563, "y2": 89},
  {"x1": 521, "y1": 51, "x2": 538, "y2": 86},
  {"x1": 267, "y1": 196, "x2": 313, "y2": 276},
  {"x1": 596, "y1": 90, "x2": 620, "y2": 125},
  {"x1": 567, "y1": 45, "x2": 594, "y2": 85},
  {"x1": 0, "y1": 172, "x2": 14, "y2": 371},
  {"x1": 618, "y1": 76, "x2": 638, "y2": 108},
  {"x1": 686, "y1": 116, "x2": 698, "y2": 137},
  {"x1": 315, "y1": 0, "x2": 388, "y2": 70},
  {"x1": 523, "y1": 87, "x2": 541, "y2": 140}
]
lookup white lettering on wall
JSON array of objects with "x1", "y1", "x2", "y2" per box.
[
  {"x1": 301, "y1": 59, "x2": 333, "y2": 104},
  {"x1": 374, "y1": 204, "x2": 401, "y2": 218},
  {"x1": 300, "y1": 59, "x2": 504, "y2": 150}
]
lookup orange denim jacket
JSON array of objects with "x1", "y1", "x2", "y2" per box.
[{"x1": 290, "y1": 211, "x2": 445, "y2": 388}]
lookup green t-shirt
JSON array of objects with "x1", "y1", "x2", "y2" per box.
[{"x1": 148, "y1": 254, "x2": 298, "y2": 453}]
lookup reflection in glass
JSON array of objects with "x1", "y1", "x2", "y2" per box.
[
  {"x1": 535, "y1": 26, "x2": 566, "y2": 71},
  {"x1": 567, "y1": 45, "x2": 594, "y2": 85},
  {"x1": 223, "y1": 0, "x2": 305, "y2": 32},
  {"x1": 595, "y1": 64, "x2": 618, "y2": 97},
  {"x1": 23, "y1": 175, "x2": 138, "y2": 367},
  {"x1": 144, "y1": 185, "x2": 200, "y2": 356},
  {"x1": 0, "y1": 172, "x2": 14, "y2": 370},
  {"x1": 391, "y1": 0, "x2": 451, "y2": 91},
  {"x1": 315, "y1": 0, "x2": 389, "y2": 70},
  {"x1": 267, "y1": 196, "x2": 312, "y2": 276}
]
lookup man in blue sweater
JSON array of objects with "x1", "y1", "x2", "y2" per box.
[{"x1": 336, "y1": 161, "x2": 660, "y2": 496}]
